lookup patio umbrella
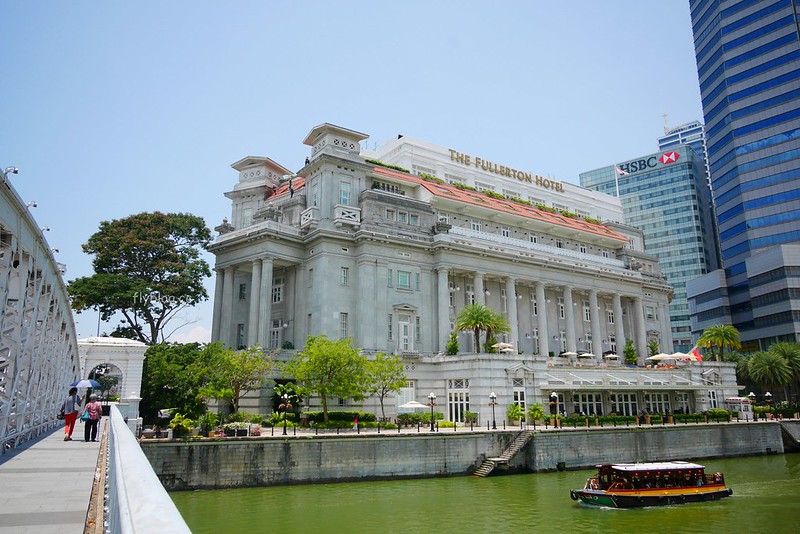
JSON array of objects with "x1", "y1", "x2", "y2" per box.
[
  {"x1": 399, "y1": 401, "x2": 429, "y2": 410},
  {"x1": 603, "y1": 353, "x2": 619, "y2": 359},
  {"x1": 560, "y1": 351, "x2": 578, "y2": 357},
  {"x1": 577, "y1": 352, "x2": 596, "y2": 358},
  {"x1": 498, "y1": 347, "x2": 516, "y2": 353},
  {"x1": 491, "y1": 342, "x2": 514, "y2": 349},
  {"x1": 645, "y1": 354, "x2": 676, "y2": 362},
  {"x1": 70, "y1": 379, "x2": 101, "y2": 389}
]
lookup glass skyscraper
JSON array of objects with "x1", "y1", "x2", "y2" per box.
[
  {"x1": 686, "y1": 0, "x2": 800, "y2": 349},
  {"x1": 580, "y1": 144, "x2": 719, "y2": 352}
]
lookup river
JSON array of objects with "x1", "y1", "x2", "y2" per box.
[{"x1": 171, "y1": 454, "x2": 800, "y2": 533}]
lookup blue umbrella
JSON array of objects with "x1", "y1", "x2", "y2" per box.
[{"x1": 71, "y1": 379, "x2": 101, "y2": 389}]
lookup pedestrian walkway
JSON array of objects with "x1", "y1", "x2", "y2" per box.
[{"x1": 0, "y1": 424, "x2": 101, "y2": 533}]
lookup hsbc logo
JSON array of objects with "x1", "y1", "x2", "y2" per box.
[
  {"x1": 617, "y1": 151, "x2": 681, "y2": 174},
  {"x1": 659, "y1": 151, "x2": 680, "y2": 164}
]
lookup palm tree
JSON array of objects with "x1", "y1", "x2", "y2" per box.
[
  {"x1": 697, "y1": 324, "x2": 741, "y2": 362},
  {"x1": 454, "y1": 304, "x2": 509, "y2": 353},
  {"x1": 748, "y1": 351, "x2": 791, "y2": 400},
  {"x1": 766, "y1": 342, "x2": 800, "y2": 401}
]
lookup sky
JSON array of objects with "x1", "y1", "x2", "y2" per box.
[{"x1": 0, "y1": 1, "x2": 703, "y2": 343}]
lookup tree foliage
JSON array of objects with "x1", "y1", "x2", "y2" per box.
[
  {"x1": 454, "y1": 304, "x2": 510, "y2": 353},
  {"x1": 68, "y1": 212, "x2": 212, "y2": 345},
  {"x1": 367, "y1": 352, "x2": 407, "y2": 421},
  {"x1": 698, "y1": 324, "x2": 741, "y2": 362},
  {"x1": 623, "y1": 339, "x2": 637, "y2": 365},
  {"x1": 283, "y1": 336, "x2": 369, "y2": 422},
  {"x1": 197, "y1": 344, "x2": 276, "y2": 414},
  {"x1": 748, "y1": 350, "x2": 791, "y2": 395},
  {"x1": 140, "y1": 342, "x2": 209, "y2": 424}
]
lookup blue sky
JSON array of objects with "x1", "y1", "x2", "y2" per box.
[{"x1": 0, "y1": 1, "x2": 703, "y2": 343}]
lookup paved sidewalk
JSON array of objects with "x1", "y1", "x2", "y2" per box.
[{"x1": 0, "y1": 424, "x2": 101, "y2": 534}]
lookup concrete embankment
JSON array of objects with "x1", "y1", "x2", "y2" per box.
[{"x1": 142, "y1": 422, "x2": 789, "y2": 491}]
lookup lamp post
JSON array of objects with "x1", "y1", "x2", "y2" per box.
[
  {"x1": 489, "y1": 392, "x2": 498, "y2": 430},
  {"x1": 765, "y1": 392, "x2": 773, "y2": 418},
  {"x1": 748, "y1": 392, "x2": 756, "y2": 420},
  {"x1": 280, "y1": 393, "x2": 292, "y2": 436},
  {"x1": 550, "y1": 391, "x2": 558, "y2": 415},
  {"x1": 428, "y1": 392, "x2": 437, "y2": 432}
]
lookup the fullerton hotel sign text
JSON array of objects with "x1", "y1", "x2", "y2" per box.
[{"x1": 448, "y1": 149, "x2": 563, "y2": 192}]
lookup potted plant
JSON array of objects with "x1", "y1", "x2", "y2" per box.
[
  {"x1": 549, "y1": 412, "x2": 562, "y2": 428},
  {"x1": 223, "y1": 421, "x2": 249, "y2": 437},
  {"x1": 507, "y1": 403, "x2": 524, "y2": 424},
  {"x1": 168, "y1": 413, "x2": 195, "y2": 438},
  {"x1": 623, "y1": 339, "x2": 638, "y2": 366},
  {"x1": 197, "y1": 411, "x2": 218, "y2": 437},
  {"x1": 527, "y1": 403, "x2": 545, "y2": 424}
]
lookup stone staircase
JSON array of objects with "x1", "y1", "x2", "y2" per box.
[{"x1": 473, "y1": 430, "x2": 534, "y2": 477}]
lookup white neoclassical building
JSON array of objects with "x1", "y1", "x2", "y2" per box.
[{"x1": 208, "y1": 123, "x2": 740, "y2": 421}]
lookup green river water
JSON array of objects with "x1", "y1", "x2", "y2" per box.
[{"x1": 172, "y1": 454, "x2": 800, "y2": 534}]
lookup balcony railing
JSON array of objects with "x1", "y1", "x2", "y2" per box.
[{"x1": 334, "y1": 204, "x2": 361, "y2": 229}]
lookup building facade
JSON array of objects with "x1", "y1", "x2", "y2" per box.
[
  {"x1": 580, "y1": 144, "x2": 719, "y2": 352},
  {"x1": 209, "y1": 123, "x2": 739, "y2": 420},
  {"x1": 686, "y1": 0, "x2": 800, "y2": 348}
]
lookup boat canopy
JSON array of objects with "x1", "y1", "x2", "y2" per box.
[{"x1": 608, "y1": 462, "x2": 705, "y2": 472}]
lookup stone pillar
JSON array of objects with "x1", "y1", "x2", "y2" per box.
[
  {"x1": 505, "y1": 277, "x2": 518, "y2": 351},
  {"x1": 474, "y1": 273, "x2": 485, "y2": 306},
  {"x1": 437, "y1": 268, "x2": 450, "y2": 353},
  {"x1": 589, "y1": 290, "x2": 602, "y2": 356},
  {"x1": 536, "y1": 282, "x2": 548, "y2": 356},
  {"x1": 211, "y1": 268, "x2": 224, "y2": 342},
  {"x1": 357, "y1": 259, "x2": 377, "y2": 349},
  {"x1": 634, "y1": 296, "x2": 647, "y2": 363},
  {"x1": 563, "y1": 286, "x2": 576, "y2": 352},
  {"x1": 220, "y1": 266, "x2": 235, "y2": 348},
  {"x1": 613, "y1": 293, "x2": 626, "y2": 354},
  {"x1": 247, "y1": 259, "x2": 262, "y2": 347},
  {"x1": 258, "y1": 258, "x2": 274, "y2": 347}
]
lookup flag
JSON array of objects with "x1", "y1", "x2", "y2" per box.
[
  {"x1": 615, "y1": 166, "x2": 628, "y2": 176},
  {"x1": 690, "y1": 345, "x2": 703, "y2": 361}
]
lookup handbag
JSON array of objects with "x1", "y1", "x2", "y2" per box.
[
  {"x1": 81, "y1": 410, "x2": 90, "y2": 422},
  {"x1": 57, "y1": 408, "x2": 64, "y2": 420}
]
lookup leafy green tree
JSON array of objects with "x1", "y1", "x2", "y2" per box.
[
  {"x1": 283, "y1": 336, "x2": 369, "y2": 423},
  {"x1": 197, "y1": 344, "x2": 276, "y2": 414},
  {"x1": 748, "y1": 350, "x2": 791, "y2": 399},
  {"x1": 68, "y1": 212, "x2": 212, "y2": 345},
  {"x1": 648, "y1": 340, "x2": 660, "y2": 357},
  {"x1": 367, "y1": 352, "x2": 407, "y2": 421},
  {"x1": 698, "y1": 324, "x2": 742, "y2": 362},
  {"x1": 445, "y1": 332, "x2": 459, "y2": 355},
  {"x1": 140, "y1": 342, "x2": 208, "y2": 424},
  {"x1": 454, "y1": 304, "x2": 509, "y2": 353},
  {"x1": 623, "y1": 339, "x2": 637, "y2": 365}
]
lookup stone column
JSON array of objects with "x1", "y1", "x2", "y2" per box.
[
  {"x1": 437, "y1": 268, "x2": 450, "y2": 353},
  {"x1": 563, "y1": 286, "x2": 576, "y2": 353},
  {"x1": 357, "y1": 259, "x2": 377, "y2": 349},
  {"x1": 220, "y1": 266, "x2": 235, "y2": 348},
  {"x1": 505, "y1": 277, "x2": 518, "y2": 350},
  {"x1": 474, "y1": 273, "x2": 485, "y2": 306},
  {"x1": 211, "y1": 268, "x2": 224, "y2": 342},
  {"x1": 634, "y1": 296, "x2": 647, "y2": 363},
  {"x1": 589, "y1": 289, "x2": 602, "y2": 356},
  {"x1": 247, "y1": 259, "x2": 262, "y2": 347},
  {"x1": 613, "y1": 293, "x2": 626, "y2": 354},
  {"x1": 536, "y1": 282, "x2": 548, "y2": 356},
  {"x1": 258, "y1": 258, "x2": 273, "y2": 347}
]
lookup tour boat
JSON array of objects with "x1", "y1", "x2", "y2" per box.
[{"x1": 570, "y1": 461, "x2": 733, "y2": 508}]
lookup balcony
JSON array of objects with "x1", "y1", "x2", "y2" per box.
[
  {"x1": 300, "y1": 206, "x2": 319, "y2": 230},
  {"x1": 334, "y1": 204, "x2": 361, "y2": 229}
]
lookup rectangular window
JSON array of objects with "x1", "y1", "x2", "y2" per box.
[
  {"x1": 236, "y1": 324, "x2": 245, "y2": 349},
  {"x1": 387, "y1": 269, "x2": 393, "y2": 287},
  {"x1": 560, "y1": 330, "x2": 566, "y2": 351},
  {"x1": 449, "y1": 289, "x2": 455, "y2": 307},
  {"x1": 307, "y1": 268, "x2": 313, "y2": 288},
  {"x1": 471, "y1": 221, "x2": 481, "y2": 232},
  {"x1": 415, "y1": 272, "x2": 420, "y2": 290},
  {"x1": 530, "y1": 294, "x2": 537, "y2": 316},
  {"x1": 340, "y1": 267, "x2": 349, "y2": 286},
  {"x1": 242, "y1": 207, "x2": 253, "y2": 228},
  {"x1": 587, "y1": 333, "x2": 593, "y2": 352},
  {"x1": 501, "y1": 289, "x2": 507, "y2": 313},
  {"x1": 311, "y1": 179, "x2": 318, "y2": 207},
  {"x1": 646, "y1": 306, "x2": 655, "y2": 320},
  {"x1": 501, "y1": 226, "x2": 510, "y2": 238},
  {"x1": 609, "y1": 335, "x2": 617, "y2": 354},
  {"x1": 238, "y1": 283, "x2": 247, "y2": 300},
  {"x1": 415, "y1": 316, "x2": 421, "y2": 342},
  {"x1": 601, "y1": 249, "x2": 610, "y2": 258},
  {"x1": 409, "y1": 213, "x2": 419, "y2": 225},
  {"x1": 530, "y1": 235, "x2": 538, "y2": 244},
  {"x1": 270, "y1": 320, "x2": 280, "y2": 349},
  {"x1": 272, "y1": 277, "x2": 284, "y2": 303},
  {"x1": 573, "y1": 393, "x2": 602, "y2": 416},
  {"x1": 398, "y1": 270, "x2": 411, "y2": 289},
  {"x1": 466, "y1": 284, "x2": 475, "y2": 305},
  {"x1": 607, "y1": 306, "x2": 615, "y2": 324},
  {"x1": 437, "y1": 213, "x2": 450, "y2": 224},
  {"x1": 398, "y1": 212, "x2": 408, "y2": 224},
  {"x1": 340, "y1": 182, "x2": 351, "y2": 205},
  {"x1": 579, "y1": 244, "x2": 587, "y2": 254},
  {"x1": 340, "y1": 312, "x2": 348, "y2": 339},
  {"x1": 387, "y1": 314, "x2": 393, "y2": 341},
  {"x1": 583, "y1": 301, "x2": 591, "y2": 322},
  {"x1": 532, "y1": 327, "x2": 539, "y2": 353},
  {"x1": 556, "y1": 239, "x2": 563, "y2": 249},
  {"x1": 386, "y1": 208, "x2": 396, "y2": 220},
  {"x1": 558, "y1": 297, "x2": 565, "y2": 319}
]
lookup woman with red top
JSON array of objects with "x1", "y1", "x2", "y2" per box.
[
  {"x1": 61, "y1": 387, "x2": 82, "y2": 441},
  {"x1": 82, "y1": 394, "x2": 103, "y2": 442}
]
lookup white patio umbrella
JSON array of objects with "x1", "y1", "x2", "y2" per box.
[
  {"x1": 560, "y1": 351, "x2": 578, "y2": 357},
  {"x1": 645, "y1": 353, "x2": 677, "y2": 361},
  {"x1": 399, "y1": 401, "x2": 429, "y2": 410},
  {"x1": 491, "y1": 342, "x2": 514, "y2": 349}
]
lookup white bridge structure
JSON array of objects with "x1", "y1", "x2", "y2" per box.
[{"x1": 0, "y1": 167, "x2": 79, "y2": 453}]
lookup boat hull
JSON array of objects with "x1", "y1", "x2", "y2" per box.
[{"x1": 570, "y1": 487, "x2": 733, "y2": 508}]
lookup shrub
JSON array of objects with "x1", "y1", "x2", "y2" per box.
[
  {"x1": 562, "y1": 415, "x2": 587, "y2": 427},
  {"x1": 527, "y1": 403, "x2": 545, "y2": 421},
  {"x1": 365, "y1": 159, "x2": 410, "y2": 174},
  {"x1": 705, "y1": 408, "x2": 732, "y2": 421},
  {"x1": 438, "y1": 421, "x2": 456, "y2": 428},
  {"x1": 464, "y1": 411, "x2": 479, "y2": 424},
  {"x1": 169, "y1": 413, "x2": 195, "y2": 436},
  {"x1": 282, "y1": 341, "x2": 295, "y2": 349},
  {"x1": 507, "y1": 403, "x2": 524, "y2": 421},
  {"x1": 445, "y1": 333, "x2": 459, "y2": 355},
  {"x1": 304, "y1": 411, "x2": 376, "y2": 424},
  {"x1": 196, "y1": 411, "x2": 218, "y2": 433},
  {"x1": 418, "y1": 173, "x2": 444, "y2": 184},
  {"x1": 420, "y1": 411, "x2": 445, "y2": 424},
  {"x1": 674, "y1": 413, "x2": 705, "y2": 423},
  {"x1": 584, "y1": 217, "x2": 601, "y2": 224},
  {"x1": 397, "y1": 413, "x2": 423, "y2": 426}
]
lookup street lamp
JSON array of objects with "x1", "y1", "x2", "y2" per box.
[
  {"x1": 489, "y1": 392, "x2": 498, "y2": 430},
  {"x1": 428, "y1": 392, "x2": 437, "y2": 432},
  {"x1": 550, "y1": 391, "x2": 558, "y2": 415},
  {"x1": 279, "y1": 393, "x2": 292, "y2": 436},
  {"x1": 765, "y1": 391, "x2": 773, "y2": 415}
]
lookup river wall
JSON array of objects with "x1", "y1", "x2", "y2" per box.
[{"x1": 143, "y1": 422, "x2": 789, "y2": 491}]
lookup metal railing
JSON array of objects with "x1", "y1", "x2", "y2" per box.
[{"x1": 105, "y1": 405, "x2": 190, "y2": 533}]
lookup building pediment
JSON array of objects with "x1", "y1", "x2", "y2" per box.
[{"x1": 392, "y1": 303, "x2": 418, "y2": 312}]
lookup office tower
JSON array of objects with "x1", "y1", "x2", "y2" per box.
[{"x1": 686, "y1": 0, "x2": 800, "y2": 348}]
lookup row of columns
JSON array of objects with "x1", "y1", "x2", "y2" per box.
[
  {"x1": 212, "y1": 258, "x2": 274, "y2": 348},
  {"x1": 437, "y1": 268, "x2": 644, "y2": 357}
]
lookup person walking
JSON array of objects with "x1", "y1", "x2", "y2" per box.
[
  {"x1": 61, "y1": 387, "x2": 82, "y2": 441},
  {"x1": 82, "y1": 394, "x2": 103, "y2": 442}
]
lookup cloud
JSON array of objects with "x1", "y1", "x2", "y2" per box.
[{"x1": 169, "y1": 325, "x2": 212, "y2": 344}]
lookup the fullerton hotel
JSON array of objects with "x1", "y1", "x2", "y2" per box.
[{"x1": 209, "y1": 123, "x2": 740, "y2": 421}]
